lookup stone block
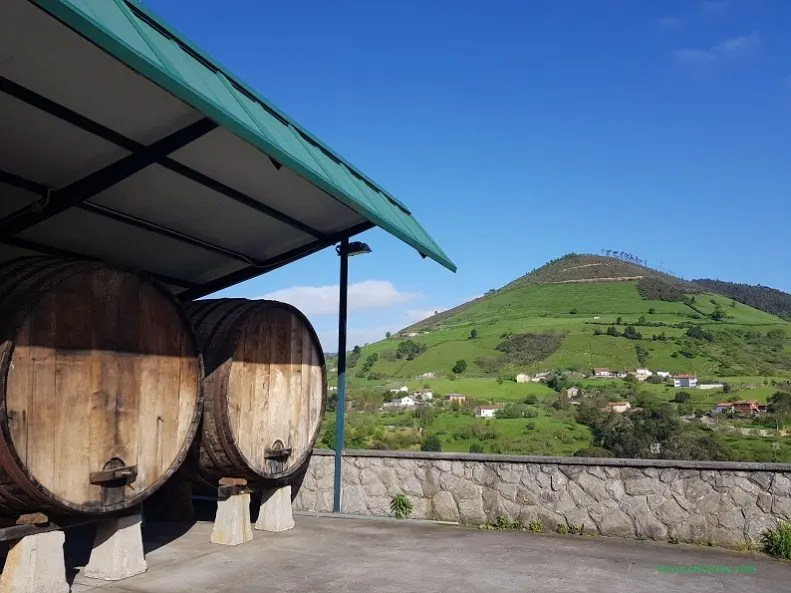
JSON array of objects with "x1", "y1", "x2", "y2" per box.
[
  {"x1": 431, "y1": 491, "x2": 459, "y2": 522},
  {"x1": 597, "y1": 509, "x2": 635, "y2": 538},
  {"x1": 210, "y1": 493, "x2": 253, "y2": 546},
  {"x1": 255, "y1": 486, "x2": 295, "y2": 532},
  {"x1": 85, "y1": 513, "x2": 147, "y2": 581},
  {"x1": 623, "y1": 477, "x2": 658, "y2": 496},
  {"x1": 0, "y1": 530, "x2": 69, "y2": 593}
]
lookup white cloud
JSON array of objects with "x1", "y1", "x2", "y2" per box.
[
  {"x1": 659, "y1": 17, "x2": 682, "y2": 30},
  {"x1": 259, "y1": 280, "x2": 419, "y2": 316},
  {"x1": 404, "y1": 307, "x2": 447, "y2": 323},
  {"x1": 674, "y1": 33, "x2": 759, "y2": 64},
  {"x1": 716, "y1": 34, "x2": 759, "y2": 55}
]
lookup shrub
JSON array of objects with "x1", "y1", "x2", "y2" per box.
[
  {"x1": 569, "y1": 308, "x2": 578, "y2": 315},
  {"x1": 469, "y1": 443, "x2": 484, "y2": 453},
  {"x1": 673, "y1": 391, "x2": 690, "y2": 403},
  {"x1": 573, "y1": 446, "x2": 614, "y2": 458},
  {"x1": 495, "y1": 332, "x2": 565, "y2": 366},
  {"x1": 420, "y1": 434, "x2": 442, "y2": 451},
  {"x1": 390, "y1": 493, "x2": 413, "y2": 519},
  {"x1": 528, "y1": 520, "x2": 543, "y2": 533},
  {"x1": 523, "y1": 394, "x2": 539, "y2": 405},
  {"x1": 761, "y1": 520, "x2": 791, "y2": 559}
]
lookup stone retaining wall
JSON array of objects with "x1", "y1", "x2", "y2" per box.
[{"x1": 293, "y1": 450, "x2": 791, "y2": 548}]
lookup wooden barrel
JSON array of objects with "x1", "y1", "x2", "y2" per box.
[
  {"x1": 185, "y1": 298, "x2": 326, "y2": 486},
  {"x1": 0, "y1": 256, "x2": 202, "y2": 517}
]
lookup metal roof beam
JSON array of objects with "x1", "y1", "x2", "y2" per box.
[
  {"x1": 177, "y1": 221, "x2": 374, "y2": 301},
  {"x1": 0, "y1": 168, "x2": 49, "y2": 195},
  {"x1": 0, "y1": 236, "x2": 197, "y2": 289},
  {"x1": 0, "y1": 117, "x2": 217, "y2": 237},
  {"x1": 78, "y1": 202, "x2": 267, "y2": 266},
  {"x1": 0, "y1": 77, "x2": 326, "y2": 240}
]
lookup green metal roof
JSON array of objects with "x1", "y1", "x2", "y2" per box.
[{"x1": 33, "y1": 0, "x2": 456, "y2": 272}]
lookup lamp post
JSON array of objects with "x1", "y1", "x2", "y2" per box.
[{"x1": 333, "y1": 238, "x2": 371, "y2": 513}]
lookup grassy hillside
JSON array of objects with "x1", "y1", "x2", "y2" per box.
[
  {"x1": 329, "y1": 254, "x2": 791, "y2": 463},
  {"x1": 356, "y1": 271, "x2": 791, "y2": 380},
  {"x1": 693, "y1": 278, "x2": 791, "y2": 321}
]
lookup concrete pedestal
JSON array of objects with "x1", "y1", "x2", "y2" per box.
[
  {"x1": 210, "y1": 492, "x2": 253, "y2": 545},
  {"x1": 84, "y1": 513, "x2": 147, "y2": 581},
  {"x1": 255, "y1": 485, "x2": 295, "y2": 532},
  {"x1": 0, "y1": 530, "x2": 69, "y2": 593}
]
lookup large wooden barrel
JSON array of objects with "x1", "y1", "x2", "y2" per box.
[
  {"x1": 0, "y1": 256, "x2": 202, "y2": 517},
  {"x1": 185, "y1": 298, "x2": 326, "y2": 486}
]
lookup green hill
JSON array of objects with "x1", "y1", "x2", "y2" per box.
[
  {"x1": 354, "y1": 254, "x2": 791, "y2": 380},
  {"x1": 327, "y1": 254, "x2": 791, "y2": 463}
]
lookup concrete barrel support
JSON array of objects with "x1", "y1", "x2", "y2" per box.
[
  {"x1": 255, "y1": 485, "x2": 295, "y2": 532},
  {"x1": 0, "y1": 530, "x2": 69, "y2": 593},
  {"x1": 210, "y1": 478, "x2": 253, "y2": 545},
  {"x1": 84, "y1": 513, "x2": 147, "y2": 581}
]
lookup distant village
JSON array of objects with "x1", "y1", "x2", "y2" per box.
[{"x1": 376, "y1": 367, "x2": 768, "y2": 420}]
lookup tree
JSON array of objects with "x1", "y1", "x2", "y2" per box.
[
  {"x1": 648, "y1": 308, "x2": 656, "y2": 314},
  {"x1": 623, "y1": 325, "x2": 642, "y2": 340},
  {"x1": 469, "y1": 443, "x2": 484, "y2": 453},
  {"x1": 452, "y1": 359, "x2": 468, "y2": 374},
  {"x1": 606, "y1": 326, "x2": 620, "y2": 337},
  {"x1": 385, "y1": 332, "x2": 391, "y2": 339},
  {"x1": 616, "y1": 316, "x2": 623, "y2": 324},
  {"x1": 722, "y1": 383, "x2": 732, "y2": 394},
  {"x1": 710, "y1": 306, "x2": 726, "y2": 321},
  {"x1": 348, "y1": 345, "x2": 362, "y2": 368},
  {"x1": 673, "y1": 391, "x2": 690, "y2": 403},
  {"x1": 570, "y1": 308, "x2": 578, "y2": 315},
  {"x1": 420, "y1": 434, "x2": 442, "y2": 452},
  {"x1": 469, "y1": 328, "x2": 478, "y2": 340},
  {"x1": 638, "y1": 315, "x2": 648, "y2": 325}
]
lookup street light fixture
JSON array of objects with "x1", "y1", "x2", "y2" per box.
[{"x1": 333, "y1": 237, "x2": 371, "y2": 513}]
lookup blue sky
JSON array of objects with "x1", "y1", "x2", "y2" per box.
[{"x1": 144, "y1": 0, "x2": 791, "y2": 350}]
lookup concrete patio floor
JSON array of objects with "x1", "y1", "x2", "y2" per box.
[{"x1": 67, "y1": 514, "x2": 788, "y2": 593}]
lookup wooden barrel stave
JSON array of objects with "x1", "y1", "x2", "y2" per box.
[
  {"x1": 185, "y1": 299, "x2": 326, "y2": 487},
  {"x1": 0, "y1": 257, "x2": 203, "y2": 517}
]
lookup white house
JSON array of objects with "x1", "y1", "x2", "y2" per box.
[
  {"x1": 390, "y1": 396, "x2": 415, "y2": 407},
  {"x1": 655, "y1": 371, "x2": 671, "y2": 378},
  {"x1": 444, "y1": 393, "x2": 466, "y2": 403},
  {"x1": 673, "y1": 375, "x2": 698, "y2": 388},
  {"x1": 592, "y1": 368, "x2": 613, "y2": 378},
  {"x1": 532, "y1": 372, "x2": 550, "y2": 382},
  {"x1": 413, "y1": 390, "x2": 434, "y2": 401},
  {"x1": 515, "y1": 373, "x2": 531, "y2": 383},
  {"x1": 476, "y1": 405, "x2": 499, "y2": 418},
  {"x1": 634, "y1": 368, "x2": 653, "y2": 380},
  {"x1": 389, "y1": 386, "x2": 409, "y2": 393},
  {"x1": 606, "y1": 401, "x2": 631, "y2": 414},
  {"x1": 712, "y1": 402, "x2": 732, "y2": 414}
]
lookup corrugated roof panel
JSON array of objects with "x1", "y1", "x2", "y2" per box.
[{"x1": 31, "y1": 0, "x2": 457, "y2": 272}]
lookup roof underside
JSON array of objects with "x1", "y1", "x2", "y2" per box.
[{"x1": 0, "y1": 0, "x2": 455, "y2": 300}]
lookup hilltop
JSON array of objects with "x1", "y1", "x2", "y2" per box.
[{"x1": 352, "y1": 254, "x2": 791, "y2": 380}]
